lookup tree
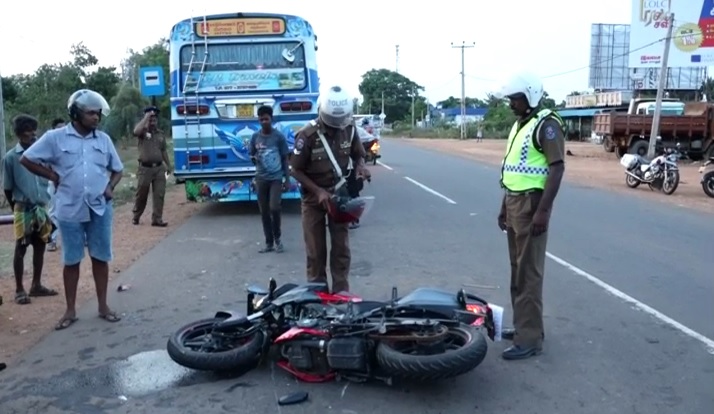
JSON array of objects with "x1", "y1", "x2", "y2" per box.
[
  {"x1": 358, "y1": 69, "x2": 425, "y2": 123},
  {"x1": 2, "y1": 40, "x2": 167, "y2": 150},
  {"x1": 435, "y1": 96, "x2": 487, "y2": 109}
]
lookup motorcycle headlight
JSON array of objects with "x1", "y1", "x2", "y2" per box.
[{"x1": 253, "y1": 295, "x2": 267, "y2": 309}]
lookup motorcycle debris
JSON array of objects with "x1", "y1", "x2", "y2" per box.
[
  {"x1": 278, "y1": 391, "x2": 309, "y2": 406},
  {"x1": 117, "y1": 284, "x2": 131, "y2": 292}
]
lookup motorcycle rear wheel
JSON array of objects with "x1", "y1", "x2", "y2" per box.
[
  {"x1": 376, "y1": 325, "x2": 487, "y2": 381},
  {"x1": 167, "y1": 318, "x2": 264, "y2": 372},
  {"x1": 625, "y1": 173, "x2": 640, "y2": 188}
]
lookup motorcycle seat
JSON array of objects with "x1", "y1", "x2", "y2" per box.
[{"x1": 637, "y1": 155, "x2": 652, "y2": 164}]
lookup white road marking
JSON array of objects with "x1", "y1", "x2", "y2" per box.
[
  {"x1": 546, "y1": 252, "x2": 714, "y2": 355},
  {"x1": 376, "y1": 160, "x2": 393, "y2": 170},
  {"x1": 404, "y1": 177, "x2": 458, "y2": 204}
]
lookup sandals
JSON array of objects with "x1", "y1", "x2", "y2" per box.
[
  {"x1": 98, "y1": 312, "x2": 121, "y2": 323},
  {"x1": 14, "y1": 292, "x2": 31, "y2": 305},
  {"x1": 29, "y1": 285, "x2": 59, "y2": 297},
  {"x1": 55, "y1": 316, "x2": 78, "y2": 330},
  {"x1": 54, "y1": 311, "x2": 120, "y2": 330}
]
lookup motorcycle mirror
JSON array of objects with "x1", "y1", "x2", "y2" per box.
[
  {"x1": 268, "y1": 278, "x2": 277, "y2": 298},
  {"x1": 391, "y1": 286, "x2": 398, "y2": 302}
]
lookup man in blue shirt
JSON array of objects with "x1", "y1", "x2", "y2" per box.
[
  {"x1": 250, "y1": 106, "x2": 290, "y2": 253},
  {"x1": 2, "y1": 114, "x2": 58, "y2": 305},
  {"x1": 20, "y1": 89, "x2": 124, "y2": 330}
]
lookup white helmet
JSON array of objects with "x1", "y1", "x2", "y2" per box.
[
  {"x1": 67, "y1": 89, "x2": 111, "y2": 120},
  {"x1": 500, "y1": 72, "x2": 544, "y2": 108},
  {"x1": 318, "y1": 85, "x2": 353, "y2": 129}
]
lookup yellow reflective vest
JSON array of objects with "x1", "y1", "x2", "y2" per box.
[{"x1": 500, "y1": 109, "x2": 563, "y2": 192}]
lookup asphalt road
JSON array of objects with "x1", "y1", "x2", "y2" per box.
[{"x1": 0, "y1": 138, "x2": 712, "y2": 414}]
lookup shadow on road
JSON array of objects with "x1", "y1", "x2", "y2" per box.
[{"x1": 195, "y1": 199, "x2": 303, "y2": 218}]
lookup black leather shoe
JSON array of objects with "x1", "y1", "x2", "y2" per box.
[
  {"x1": 502, "y1": 328, "x2": 515, "y2": 340},
  {"x1": 501, "y1": 328, "x2": 544, "y2": 341},
  {"x1": 151, "y1": 221, "x2": 168, "y2": 227},
  {"x1": 502, "y1": 345, "x2": 541, "y2": 360}
]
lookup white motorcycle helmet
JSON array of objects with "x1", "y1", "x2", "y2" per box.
[
  {"x1": 67, "y1": 89, "x2": 112, "y2": 121},
  {"x1": 499, "y1": 72, "x2": 545, "y2": 108},
  {"x1": 318, "y1": 85, "x2": 353, "y2": 129}
]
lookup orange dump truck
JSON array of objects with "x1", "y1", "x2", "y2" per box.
[{"x1": 593, "y1": 100, "x2": 713, "y2": 160}]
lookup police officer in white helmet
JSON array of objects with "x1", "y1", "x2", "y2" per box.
[
  {"x1": 496, "y1": 72, "x2": 565, "y2": 360},
  {"x1": 290, "y1": 86, "x2": 370, "y2": 294}
]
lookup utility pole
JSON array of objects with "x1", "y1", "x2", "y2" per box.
[
  {"x1": 395, "y1": 45, "x2": 400, "y2": 74},
  {"x1": 381, "y1": 91, "x2": 385, "y2": 114},
  {"x1": 647, "y1": 12, "x2": 674, "y2": 158},
  {"x1": 0, "y1": 72, "x2": 6, "y2": 160},
  {"x1": 411, "y1": 89, "x2": 416, "y2": 128},
  {"x1": 451, "y1": 41, "x2": 475, "y2": 139}
]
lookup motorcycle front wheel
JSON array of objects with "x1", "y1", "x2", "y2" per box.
[
  {"x1": 376, "y1": 325, "x2": 487, "y2": 381},
  {"x1": 167, "y1": 318, "x2": 264, "y2": 372},
  {"x1": 702, "y1": 171, "x2": 714, "y2": 198},
  {"x1": 661, "y1": 170, "x2": 680, "y2": 195},
  {"x1": 625, "y1": 173, "x2": 641, "y2": 188}
]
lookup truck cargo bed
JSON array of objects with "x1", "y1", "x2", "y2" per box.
[
  {"x1": 593, "y1": 102, "x2": 710, "y2": 138},
  {"x1": 593, "y1": 113, "x2": 708, "y2": 137}
]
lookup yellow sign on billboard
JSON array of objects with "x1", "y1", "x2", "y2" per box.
[{"x1": 196, "y1": 18, "x2": 286, "y2": 37}]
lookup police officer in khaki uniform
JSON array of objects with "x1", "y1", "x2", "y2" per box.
[
  {"x1": 290, "y1": 86, "x2": 370, "y2": 293},
  {"x1": 496, "y1": 72, "x2": 565, "y2": 360},
  {"x1": 132, "y1": 106, "x2": 172, "y2": 227}
]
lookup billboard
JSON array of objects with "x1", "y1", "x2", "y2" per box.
[
  {"x1": 590, "y1": 23, "x2": 705, "y2": 90},
  {"x1": 629, "y1": 0, "x2": 708, "y2": 68}
]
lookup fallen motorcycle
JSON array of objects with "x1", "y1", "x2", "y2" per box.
[
  {"x1": 700, "y1": 157, "x2": 714, "y2": 198},
  {"x1": 620, "y1": 144, "x2": 681, "y2": 195},
  {"x1": 167, "y1": 280, "x2": 495, "y2": 384}
]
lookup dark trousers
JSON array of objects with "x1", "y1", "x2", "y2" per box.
[
  {"x1": 505, "y1": 191, "x2": 548, "y2": 348},
  {"x1": 302, "y1": 200, "x2": 350, "y2": 293},
  {"x1": 256, "y1": 179, "x2": 283, "y2": 245}
]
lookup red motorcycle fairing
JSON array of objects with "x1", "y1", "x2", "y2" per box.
[
  {"x1": 316, "y1": 290, "x2": 363, "y2": 304},
  {"x1": 275, "y1": 327, "x2": 328, "y2": 344},
  {"x1": 276, "y1": 361, "x2": 336, "y2": 383},
  {"x1": 274, "y1": 327, "x2": 336, "y2": 382}
]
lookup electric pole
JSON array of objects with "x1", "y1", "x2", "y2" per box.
[
  {"x1": 648, "y1": 12, "x2": 674, "y2": 158},
  {"x1": 395, "y1": 45, "x2": 400, "y2": 74},
  {"x1": 451, "y1": 41, "x2": 475, "y2": 140},
  {"x1": 0, "y1": 72, "x2": 6, "y2": 160},
  {"x1": 411, "y1": 88, "x2": 416, "y2": 128}
]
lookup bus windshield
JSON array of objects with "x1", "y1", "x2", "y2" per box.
[{"x1": 180, "y1": 42, "x2": 307, "y2": 93}]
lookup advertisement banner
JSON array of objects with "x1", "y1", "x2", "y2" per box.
[
  {"x1": 629, "y1": 0, "x2": 710, "y2": 68},
  {"x1": 182, "y1": 68, "x2": 306, "y2": 93}
]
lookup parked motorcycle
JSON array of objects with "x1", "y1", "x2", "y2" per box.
[
  {"x1": 699, "y1": 157, "x2": 714, "y2": 198},
  {"x1": 620, "y1": 144, "x2": 681, "y2": 195},
  {"x1": 167, "y1": 280, "x2": 496, "y2": 384}
]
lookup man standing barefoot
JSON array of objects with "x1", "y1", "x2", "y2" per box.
[{"x1": 2, "y1": 114, "x2": 58, "y2": 305}]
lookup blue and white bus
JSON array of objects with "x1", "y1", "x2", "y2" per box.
[{"x1": 168, "y1": 13, "x2": 319, "y2": 202}]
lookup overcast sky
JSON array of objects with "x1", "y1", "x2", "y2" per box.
[{"x1": 0, "y1": 0, "x2": 633, "y2": 103}]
